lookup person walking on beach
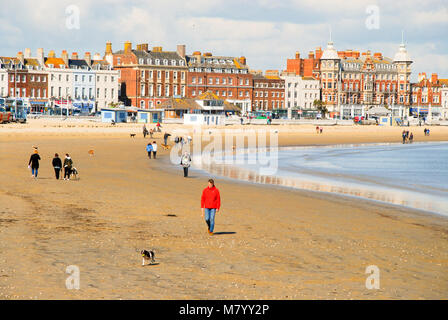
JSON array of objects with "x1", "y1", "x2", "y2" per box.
[
  {"x1": 146, "y1": 143, "x2": 153, "y2": 159},
  {"x1": 143, "y1": 124, "x2": 148, "y2": 138},
  {"x1": 52, "y1": 153, "x2": 62, "y2": 179},
  {"x1": 409, "y1": 132, "x2": 414, "y2": 143},
  {"x1": 180, "y1": 151, "x2": 191, "y2": 177},
  {"x1": 201, "y1": 179, "x2": 221, "y2": 235},
  {"x1": 63, "y1": 154, "x2": 73, "y2": 180},
  {"x1": 152, "y1": 141, "x2": 158, "y2": 159},
  {"x1": 319, "y1": 127, "x2": 323, "y2": 134},
  {"x1": 28, "y1": 149, "x2": 41, "y2": 178},
  {"x1": 163, "y1": 132, "x2": 171, "y2": 146},
  {"x1": 316, "y1": 126, "x2": 319, "y2": 134}
]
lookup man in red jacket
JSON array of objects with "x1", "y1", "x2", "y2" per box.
[{"x1": 201, "y1": 179, "x2": 221, "y2": 235}]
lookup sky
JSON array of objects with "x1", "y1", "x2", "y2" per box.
[{"x1": 1, "y1": 0, "x2": 447, "y2": 82}]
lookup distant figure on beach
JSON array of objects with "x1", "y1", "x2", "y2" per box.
[
  {"x1": 28, "y1": 149, "x2": 41, "y2": 178},
  {"x1": 63, "y1": 154, "x2": 73, "y2": 180},
  {"x1": 240, "y1": 117, "x2": 244, "y2": 125},
  {"x1": 319, "y1": 127, "x2": 323, "y2": 134},
  {"x1": 152, "y1": 141, "x2": 158, "y2": 159},
  {"x1": 156, "y1": 121, "x2": 162, "y2": 132},
  {"x1": 149, "y1": 128, "x2": 154, "y2": 139},
  {"x1": 164, "y1": 132, "x2": 171, "y2": 146},
  {"x1": 201, "y1": 179, "x2": 221, "y2": 235},
  {"x1": 146, "y1": 143, "x2": 153, "y2": 159},
  {"x1": 409, "y1": 132, "x2": 414, "y2": 143},
  {"x1": 187, "y1": 135, "x2": 192, "y2": 144},
  {"x1": 402, "y1": 130, "x2": 407, "y2": 144},
  {"x1": 180, "y1": 151, "x2": 191, "y2": 177},
  {"x1": 143, "y1": 124, "x2": 148, "y2": 138},
  {"x1": 52, "y1": 153, "x2": 62, "y2": 179},
  {"x1": 316, "y1": 126, "x2": 319, "y2": 134}
]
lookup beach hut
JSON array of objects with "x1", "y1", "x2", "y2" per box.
[
  {"x1": 137, "y1": 109, "x2": 164, "y2": 123},
  {"x1": 101, "y1": 108, "x2": 127, "y2": 123}
]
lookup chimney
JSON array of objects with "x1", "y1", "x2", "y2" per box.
[
  {"x1": 295, "y1": 51, "x2": 300, "y2": 59},
  {"x1": 17, "y1": 52, "x2": 24, "y2": 64},
  {"x1": 84, "y1": 52, "x2": 92, "y2": 65},
  {"x1": 61, "y1": 50, "x2": 69, "y2": 65},
  {"x1": 37, "y1": 48, "x2": 44, "y2": 65},
  {"x1": 177, "y1": 44, "x2": 186, "y2": 58},
  {"x1": 431, "y1": 73, "x2": 438, "y2": 84},
  {"x1": 193, "y1": 51, "x2": 201, "y2": 63},
  {"x1": 308, "y1": 51, "x2": 314, "y2": 59},
  {"x1": 124, "y1": 41, "x2": 132, "y2": 54},
  {"x1": 24, "y1": 48, "x2": 31, "y2": 59},
  {"x1": 105, "y1": 41, "x2": 113, "y2": 55},
  {"x1": 137, "y1": 43, "x2": 148, "y2": 52},
  {"x1": 48, "y1": 50, "x2": 56, "y2": 58},
  {"x1": 152, "y1": 46, "x2": 163, "y2": 52},
  {"x1": 239, "y1": 56, "x2": 246, "y2": 65},
  {"x1": 71, "y1": 52, "x2": 78, "y2": 59},
  {"x1": 93, "y1": 52, "x2": 101, "y2": 60}
]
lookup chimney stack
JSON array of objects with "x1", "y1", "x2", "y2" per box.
[
  {"x1": 239, "y1": 56, "x2": 246, "y2": 65},
  {"x1": 84, "y1": 52, "x2": 92, "y2": 65},
  {"x1": 17, "y1": 52, "x2": 24, "y2": 64},
  {"x1": 295, "y1": 51, "x2": 300, "y2": 59},
  {"x1": 71, "y1": 52, "x2": 79, "y2": 59},
  {"x1": 177, "y1": 44, "x2": 186, "y2": 58},
  {"x1": 24, "y1": 48, "x2": 31, "y2": 59},
  {"x1": 124, "y1": 41, "x2": 132, "y2": 54},
  {"x1": 431, "y1": 73, "x2": 438, "y2": 84},
  {"x1": 105, "y1": 41, "x2": 113, "y2": 55},
  {"x1": 36, "y1": 48, "x2": 44, "y2": 65},
  {"x1": 137, "y1": 43, "x2": 149, "y2": 52},
  {"x1": 48, "y1": 50, "x2": 56, "y2": 58},
  {"x1": 308, "y1": 51, "x2": 314, "y2": 59},
  {"x1": 61, "y1": 50, "x2": 69, "y2": 65},
  {"x1": 93, "y1": 53, "x2": 101, "y2": 60}
]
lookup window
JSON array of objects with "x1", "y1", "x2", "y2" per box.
[
  {"x1": 140, "y1": 100, "x2": 145, "y2": 108},
  {"x1": 192, "y1": 77, "x2": 196, "y2": 84},
  {"x1": 209, "y1": 78, "x2": 213, "y2": 84},
  {"x1": 216, "y1": 78, "x2": 220, "y2": 85},
  {"x1": 165, "y1": 71, "x2": 169, "y2": 80}
]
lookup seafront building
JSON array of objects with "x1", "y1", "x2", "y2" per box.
[
  {"x1": 185, "y1": 51, "x2": 253, "y2": 114},
  {"x1": 410, "y1": 73, "x2": 448, "y2": 120},
  {"x1": 284, "y1": 40, "x2": 413, "y2": 119},
  {"x1": 280, "y1": 72, "x2": 320, "y2": 118},
  {"x1": 105, "y1": 41, "x2": 188, "y2": 109},
  {"x1": 251, "y1": 70, "x2": 285, "y2": 116}
]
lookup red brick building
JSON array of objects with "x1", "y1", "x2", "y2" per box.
[
  {"x1": 105, "y1": 41, "x2": 187, "y2": 109},
  {"x1": 285, "y1": 48, "x2": 323, "y2": 79},
  {"x1": 410, "y1": 73, "x2": 443, "y2": 118},
  {"x1": 251, "y1": 70, "x2": 285, "y2": 112},
  {"x1": 185, "y1": 52, "x2": 253, "y2": 114},
  {"x1": 2, "y1": 53, "x2": 48, "y2": 111}
]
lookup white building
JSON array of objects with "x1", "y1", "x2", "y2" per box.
[
  {"x1": 0, "y1": 67, "x2": 7, "y2": 98},
  {"x1": 42, "y1": 50, "x2": 73, "y2": 105},
  {"x1": 281, "y1": 73, "x2": 320, "y2": 118},
  {"x1": 441, "y1": 82, "x2": 448, "y2": 119},
  {"x1": 92, "y1": 58, "x2": 119, "y2": 111}
]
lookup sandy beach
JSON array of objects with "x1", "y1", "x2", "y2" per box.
[{"x1": 0, "y1": 119, "x2": 447, "y2": 299}]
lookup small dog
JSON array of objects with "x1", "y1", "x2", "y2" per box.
[
  {"x1": 130, "y1": 134, "x2": 136, "y2": 138},
  {"x1": 161, "y1": 144, "x2": 171, "y2": 150},
  {"x1": 71, "y1": 167, "x2": 78, "y2": 180},
  {"x1": 141, "y1": 250, "x2": 155, "y2": 266}
]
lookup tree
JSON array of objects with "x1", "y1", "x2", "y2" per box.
[{"x1": 313, "y1": 99, "x2": 328, "y2": 118}]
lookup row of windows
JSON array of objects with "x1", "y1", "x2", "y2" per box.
[
  {"x1": 138, "y1": 58, "x2": 185, "y2": 66},
  {"x1": 191, "y1": 77, "x2": 250, "y2": 86},
  {"x1": 191, "y1": 90, "x2": 250, "y2": 98},
  {"x1": 140, "y1": 84, "x2": 186, "y2": 97},
  {"x1": 254, "y1": 82, "x2": 284, "y2": 89},
  {"x1": 50, "y1": 74, "x2": 116, "y2": 83},
  {"x1": 8, "y1": 87, "x2": 47, "y2": 98},
  {"x1": 9, "y1": 75, "x2": 46, "y2": 83},
  {"x1": 413, "y1": 95, "x2": 440, "y2": 103},
  {"x1": 253, "y1": 100, "x2": 284, "y2": 109},
  {"x1": 287, "y1": 83, "x2": 319, "y2": 89},
  {"x1": 287, "y1": 92, "x2": 319, "y2": 99},
  {"x1": 141, "y1": 70, "x2": 185, "y2": 81},
  {"x1": 254, "y1": 91, "x2": 284, "y2": 98},
  {"x1": 189, "y1": 68, "x2": 248, "y2": 74}
]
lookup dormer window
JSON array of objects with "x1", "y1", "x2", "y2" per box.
[
  {"x1": 163, "y1": 59, "x2": 168, "y2": 65},
  {"x1": 171, "y1": 59, "x2": 176, "y2": 66},
  {"x1": 147, "y1": 58, "x2": 151, "y2": 64},
  {"x1": 155, "y1": 59, "x2": 160, "y2": 65},
  {"x1": 139, "y1": 58, "x2": 144, "y2": 64},
  {"x1": 179, "y1": 60, "x2": 184, "y2": 66}
]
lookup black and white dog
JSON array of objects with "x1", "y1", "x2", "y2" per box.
[
  {"x1": 141, "y1": 250, "x2": 155, "y2": 266},
  {"x1": 71, "y1": 167, "x2": 79, "y2": 180}
]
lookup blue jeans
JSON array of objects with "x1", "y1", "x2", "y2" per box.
[
  {"x1": 31, "y1": 167, "x2": 38, "y2": 177},
  {"x1": 204, "y1": 208, "x2": 216, "y2": 232}
]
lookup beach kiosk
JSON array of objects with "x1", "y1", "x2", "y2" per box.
[
  {"x1": 137, "y1": 109, "x2": 164, "y2": 123},
  {"x1": 101, "y1": 108, "x2": 127, "y2": 123}
]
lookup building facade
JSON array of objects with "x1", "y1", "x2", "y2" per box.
[
  {"x1": 251, "y1": 70, "x2": 285, "y2": 113},
  {"x1": 281, "y1": 73, "x2": 320, "y2": 118},
  {"x1": 92, "y1": 59, "x2": 119, "y2": 111},
  {"x1": 0, "y1": 65, "x2": 7, "y2": 98},
  {"x1": 185, "y1": 52, "x2": 253, "y2": 114},
  {"x1": 106, "y1": 41, "x2": 188, "y2": 109},
  {"x1": 410, "y1": 73, "x2": 444, "y2": 119}
]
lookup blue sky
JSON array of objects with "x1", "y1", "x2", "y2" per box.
[{"x1": 1, "y1": 0, "x2": 447, "y2": 81}]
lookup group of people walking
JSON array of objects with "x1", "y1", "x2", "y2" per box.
[
  {"x1": 401, "y1": 130, "x2": 414, "y2": 144},
  {"x1": 28, "y1": 149, "x2": 75, "y2": 180},
  {"x1": 146, "y1": 141, "x2": 158, "y2": 159},
  {"x1": 423, "y1": 128, "x2": 431, "y2": 136},
  {"x1": 315, "y1": 126, "x2": 324, "y2": 134}
]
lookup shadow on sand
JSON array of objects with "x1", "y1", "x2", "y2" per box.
[{"x1": 212, "y1": 232, "x2": 236, "y2": 235}]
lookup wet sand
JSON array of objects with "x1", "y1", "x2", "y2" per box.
[{"x1": 0, "y1": 120, "x2": 447, "y2": 299}]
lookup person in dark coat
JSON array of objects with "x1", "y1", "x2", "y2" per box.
[
  {"x1": 63, "y1": 154, "x2": 73, "y2": 180},
  {"x1": 28, "y1": 149, "x2": 41, "y2": 178},
  {"x1": 52, "y1": 153, "x2": 62, "y2": 179}
]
